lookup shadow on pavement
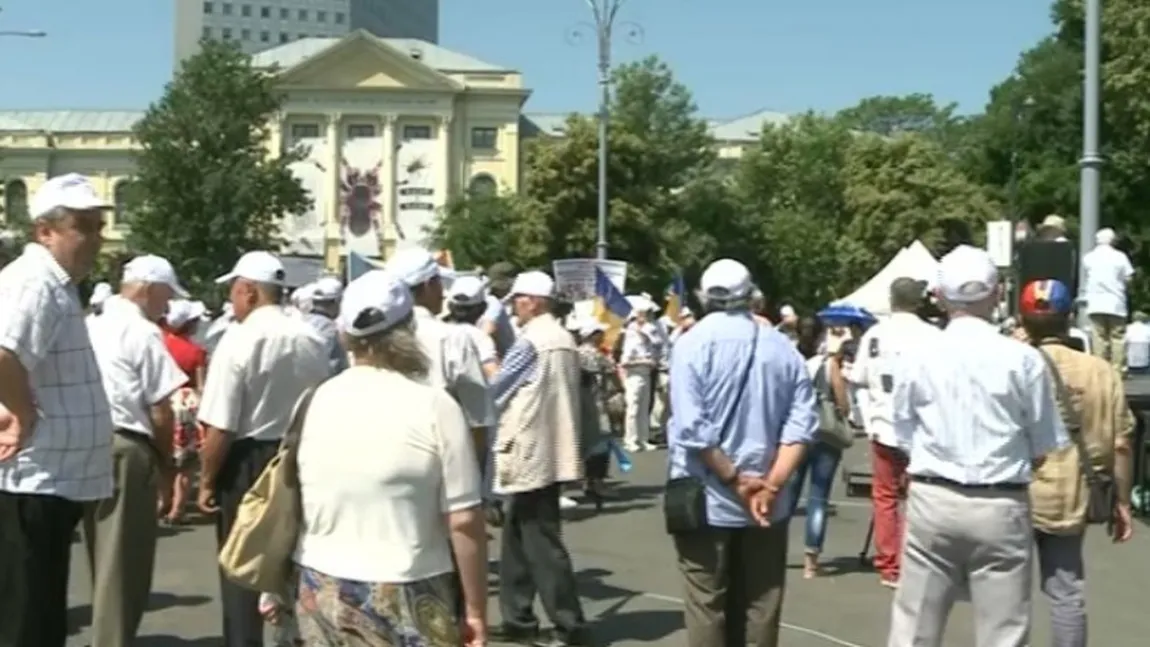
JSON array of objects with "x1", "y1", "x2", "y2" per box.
[
  {"x1": 578, "y1": 567, "x2": 682, "y2": 643},
  {"x1": 787, "y1": 554, "x2": 874, "y2": 577},
  {"x1": 137, "y1": 636, "x2": 219, "y2": 646},
  {"x1": 68, "y1": 592, "x2": 212, "y2": 634}
]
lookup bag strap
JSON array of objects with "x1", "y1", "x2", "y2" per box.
[
  {"x1": 1035, "y1": 347, "x2": 1098, "y2": 484},
  {"x1": 281, "y1": 385, "x2": 320, "y2": 488},
  {"x1": 716, "y1": 321, "x2": 760, "y2": 446}
]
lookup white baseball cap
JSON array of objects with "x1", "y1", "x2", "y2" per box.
[
  {"x1": 508, "y1": 271, "x2": 554, "y2": 298},
  {"x1": 1096, "y1": 228, "x2": 1116, "y2": 245},
  {"x1": 447, "y1": 275, "x2": 487, "y2": 306},
  {"x1": 700, "y1": 259, "x2": 753, "y2": 301},
  {"x1": 338, "y1": 270, "x2": 414, "y2": 337},
  {"x1": 89, "y1": 282, "x2": 113, "y2": 307},
  {"x1": 122, "y1": 255, "x2": 189, "y2": 297},
  {"x1": 29, "y1": 173, "x2": 112, "y2": 220},
  {"x1": 166, "y1": 299, "x2": 207, "y2": 329},
  {"x1": 386, "y1": 248, "x2": 441, "y2": 287},
  {"x1": 579, "y1": 320, "x2": 607, "y2": 338},
  {"x1": 215, "y1": 251, "x2": 286, "y2": 285},
  {"x1": 937, "y1": 244, "x2": 999, "y2": 303},
  {"x1": 311, "y1": 276, "x2": 344, "y2": 302},
  {"x1": 780, "y1": 304, "x2": 796, "y2": 318}
]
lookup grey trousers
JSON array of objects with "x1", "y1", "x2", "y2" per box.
[
  {"x1": 888, "y1": 482, "x2": 1032, "y2": 647},
  {"x1": 1035, "y1": 531, "x2": 1086, "y2": 647},
  {"x1": 82, "y1": 431, "x2": 161, "y2": 647}
]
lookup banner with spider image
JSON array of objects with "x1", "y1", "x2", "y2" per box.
[
  {"x1": 283, "y1": 131, "x2": 329, "y2": 257},
  {"x1": 340, "y1": 135, "x2": 387, "y2": 258}
]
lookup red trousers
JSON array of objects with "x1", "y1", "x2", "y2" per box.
[{"x1": 870, "y1": 441, "x2": 908, "y2": 581}]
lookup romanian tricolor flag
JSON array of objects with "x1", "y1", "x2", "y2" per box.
[
  {"x1": 591, "y1": 267, "x2": 632, "y2": 350},
  {"x1": 665, "y1": 272, "x2": 686, "y2": 322}
]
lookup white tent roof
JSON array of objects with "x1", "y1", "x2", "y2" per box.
[{"x1": 839, "y1": 240, "x2": 938, "y2": 317}]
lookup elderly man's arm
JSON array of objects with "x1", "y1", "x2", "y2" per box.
[
  {"x1": 196, "y1": 336, "x2": 245, "y2": 491},
  {"x1": 767, "y1": 351, "x2": 818, "y2": 489},
  {"x1": 491, "y1": 338, "x2": 537, "y2": 412},
  {"x1": 0, "y1": 280, "x2": 67, "y2": 453},
  {"x1": 1110, "y1": 369, "x2": 1136, "y2": 505}
]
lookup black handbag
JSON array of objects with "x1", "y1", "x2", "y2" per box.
[
  {"x1": 663, "y1": 323, "x2": 759, "y2": 534},
  {"x1": 1038, "y1": 349, "x2": 1115, "y2": 525}
]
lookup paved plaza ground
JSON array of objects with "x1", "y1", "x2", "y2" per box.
[{"x1": 67, "y1": 445, "x2": 1150, "y2": 646}]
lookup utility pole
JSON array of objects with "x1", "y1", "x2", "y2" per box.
[
  {"x1": 1079, "y1": 0, "x2": 1102, "y2": 328},
  {"x1": 0, "y1": 7, "x2": 46, "y2": 38}
]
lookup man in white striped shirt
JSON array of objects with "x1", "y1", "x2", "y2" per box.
[
  {"x1": 0, "y1": 174, "x2": 115, "y2": 647},
  {"x1": 887, "y1": 245, "x2": 1070, "y2": 647}
]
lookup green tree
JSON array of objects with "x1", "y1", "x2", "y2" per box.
[{"x1": 126, "y1": 39, "x2": 309, "y2": 298}]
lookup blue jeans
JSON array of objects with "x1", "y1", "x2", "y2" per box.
[{"x1": 786, "y1": 442, "x2": 843, "y2": 553}]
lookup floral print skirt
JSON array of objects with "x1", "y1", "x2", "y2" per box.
[{"x1": 295, "y1": 565, "x2": 461, "y2": 647}]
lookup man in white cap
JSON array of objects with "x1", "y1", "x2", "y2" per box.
[
  {"x1": 303, "y1": 276, "x2": 348, "y2": 376},
  {"x1": 196, "y1": 250, "x2": 329, "y2": 647},
  {"x1": 619, "y1": 296, "x2": 657, "y2": 452},
  {"x1": 386, "y1": 249, "x2": 494, "y2": 447},
  {"x1": 887, "y1": 245, "x2": 1069, "y2": 647},
  {"x1": 1081, "y1": 227, "x2": 1135, "y2": 371},
  {"x1": 488, "y1": 270, "x2": 588, "y2": 646},
  {"x1": 84, "y1": 254, "x2": 190, "y2": 647},
  {"x1": 667, "y1": 258, "x2": 817, "y2": 647},
  {"x1": 0, "y1": 172, "x2": 114, "y2": 647}
]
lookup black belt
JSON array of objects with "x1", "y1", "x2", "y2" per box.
[{"x1": 910, "y1": 475, "x2": 1028, "y2": 491}]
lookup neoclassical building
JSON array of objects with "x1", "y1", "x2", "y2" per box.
[{"x1": 0, "y1": 30, "x2": 528, "y2": 271}]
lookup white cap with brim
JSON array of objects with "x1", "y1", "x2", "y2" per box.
[
  {"x1": 579, "y1": 320, "x2": 607, "y2": 338},
  {"x1": 215, "y1": 251, "x2": 286, "y2": 285},
  {"x1": 311, "y1": 276, "x2": 344, "y2": 302},
  {"x1": 386, "y1": 248, "x2": 441, "y2": 287},
  {"x1": 700, "y1": 259, "x2": 753, "y2": 301},
  {"x1": 508, "y1": 271, "x2": 554, "y2": 298},
  {"x1": 89, "y1": 282, "x2": 113, "y2": 307},
  {"x1": 166, "y1": 299, "x2": 207, "y2": 329},
  {"x1": 447, "y1": 275, "x2": 487, "y2": 306},
  {"x1": 936, "y1": 245, "x2": 999, "y2": 303},
  {"x1": 122, "y1": 255, "x2": 190, "y2": 297},
  {"x1": 29, "y1": 173, "x2": 112, "y2": 220},
  {"x1": 338, "y1": 270, "x2": 413, "y2": 337}
]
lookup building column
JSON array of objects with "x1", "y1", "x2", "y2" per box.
[
  {"x1": 438, "y1": 115, "x2": 453, "y2": 206},
  {"x1": 324, "y1": 113, "x2": 342, "y2": 271},
  {"x1": 267, "y1": 111, "x2": 285, "y2": 158},
  {"x1": 380, "y1": 114, "x2": 398, "y2": 259}
]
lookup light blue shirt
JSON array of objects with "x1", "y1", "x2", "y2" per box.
[
  {"x1": 667, "y1": 310, "x2": 819, "y2": 527},
  {"x1": 303, "y1": 311, "x2": 348, "y2": 376}
]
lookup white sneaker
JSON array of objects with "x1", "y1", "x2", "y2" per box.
[{"x1": 559, "y1": 496, "x2": 580, "y2": 510}]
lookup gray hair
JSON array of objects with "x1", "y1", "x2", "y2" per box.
[
  {"x1": 344, "y1": 317, "x2": 429, "y2": 380},
  {"x1": 697, "y1": 288, "x2": 750, "y2": 313}
]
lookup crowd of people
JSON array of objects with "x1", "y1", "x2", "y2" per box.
[{"x1": 0, "y1": 172, "x2": 1141, "y2": 647}]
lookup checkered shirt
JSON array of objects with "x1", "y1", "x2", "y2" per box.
[{"x1": 0, "y1": 244, "x2": 113, "y2": 501}]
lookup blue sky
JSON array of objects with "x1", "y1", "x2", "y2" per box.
[{"x1": 1, "y1": 0, "x2": 1055, "y2": 118}]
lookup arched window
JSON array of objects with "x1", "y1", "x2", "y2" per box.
[
  {"x1": 2, "y1": 179, "x2": 28, "y2": 225},
  {"x1": 113, "y1": 180, "x2": 135, "y2": 227},
  {"x1": 467, "y1": 174, "x2": 497, "y2": 198}
]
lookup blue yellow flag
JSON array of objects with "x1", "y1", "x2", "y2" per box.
[
  {"x1": 346, "y1": 251, "x2": 383, "y2": 282},
  {"x1": 665, "y1": 273, "x2": 686, "y2": 321},
  {"x1": 591, "y1": 267, "x2": 632, "y2": 350}
]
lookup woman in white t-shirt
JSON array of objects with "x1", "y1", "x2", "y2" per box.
[
  {"x1": 443, "y1": 275, "x2": 500, "y2": 379},
  {"x1": 291, "y1": 270, "x2": 487, "y2": 647}
]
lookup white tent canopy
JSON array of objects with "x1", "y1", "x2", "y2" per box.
[{"x1": 839, "y1": 240, "x2": 938, "y2": 317}]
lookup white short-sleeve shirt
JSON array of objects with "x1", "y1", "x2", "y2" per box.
[
  {"x1": 294, "y1": 365, "x2": 482, "y2": 583},
  {"x1": 198, "y1": 305, "x2": 329, "y2": 441},
  {"x1": 414, "y1": 306, "x2": 495, "y2": 428},
  {"x1": 458, "y1": 321, "x2": 498, "y2": 366},
  {"x1": 87, "y1": 296, "x2": 188, "y2": 437},
  {"x1": 0, "y1": 244, "x2": 113, "y2": 501},
  {"x1": 1082, "y1": 245, "x2": 1135, "y2": 317}
]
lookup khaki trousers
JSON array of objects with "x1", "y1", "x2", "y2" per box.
[
  {"x1": 1089, "y1": 313, "x2": 1126, "y2": 371},
  {"x1": 83, "y1": 431, "x2": 161, "y2": 647},
  {"x1": 674, "y1": 524, "x2": 789, "y2": 647}
]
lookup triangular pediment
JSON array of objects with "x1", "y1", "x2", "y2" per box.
[{"x1": 275, "y1": 31, "x2": 460, "y2": 92}]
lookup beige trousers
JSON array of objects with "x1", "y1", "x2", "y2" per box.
[
  {"x1": 83, "y1": 431, "x2": 161, "y2": 647},
  {"x1": 1089, "y1": 313, "x2": 1126, "y2": 371}
]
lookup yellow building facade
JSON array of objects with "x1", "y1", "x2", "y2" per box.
[{"x1": 0, "y1": 30, "x2": 529, "y2": 270}]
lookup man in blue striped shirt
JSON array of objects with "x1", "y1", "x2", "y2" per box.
[{"x1": 667, "y1": 258, "x2": 818, "y2": 647}]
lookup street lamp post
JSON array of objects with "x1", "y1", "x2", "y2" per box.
[
  {"x1": 569, "y1": 1, "x2": 642, "y2": 260},
  {"x1": 0, "y1": 7, "x2": 46, "y2": 38},
  {"x1": 1079, "y1": 0, "x2": 1102, "y2": 329}
]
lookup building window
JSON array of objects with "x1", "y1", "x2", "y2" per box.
[
  {"x1": 240, "y1": 28, "x2": 251, "y2": 40},
  {"x1": 298, "y1": 9, "x2": 308, "y2": 20},
  {"x1": 280, "y1": 32, "x2": 290, "y2": 43},
  {"x1": 241, "y1": 4, "x2": 251, "y2": 17},
  {"x1": 260, "y1": 5, "x2": 270, "y2": 18},
  {"x1": 335, "y1": 11, "x2": 345, "y2": 24},
  {"x1": 203, "y1": 1, "x2": 214, "y2": 14},
  {"x1": 470, "y1": 127, "x2": 498, "y2": 150},
  {"x1": 468, "y1": 174, "x2": 498, "y2": 198},
  {"x1": 346, "y1": 124, "x2": 376, "y2": 139},
  {"x1": 202, "y1": 26, "x2": 212, "y2": 39},
  {"x1": 2, "y1": 179, "x2": 28, "y2": 225},
  {"x1": 113, "y1": 180, "x2": 137, "y2": 228},
  {"x1": 260, "y1": 30, "x2": 269, "y2": 42},
  {"x1": 280, "y1": 7, "x2": 289, "y2": 19},
  {"x1": 221, "y1": 27, "x2": 232, "y2": 39},
  {"x1": 222, "y1": 3, "x2": 232, "y2": 15},
  {"x1": 290, "y1": 123, "x2": 321, "y2": 140},
  {"x1": 317, "y1": 10, "x2": 327, "y2": 22},
  {"x1": 403, "y1": 125, "x2": 431, "y2": 140}
]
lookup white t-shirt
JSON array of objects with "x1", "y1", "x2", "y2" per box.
[
  {"x1": 198, "y1": 305, "x2": 329, "y2": 441},
  {"x1": 1082, "y1": 244, "x2": 1134, "y2": 317},
  {"x1": 294, "y1": 365, "x2": 482, "y2": 583},
  {"x1": 413, "y1": 306, "x2": 495, "y2": 428},
  {"x1": 1125, "y1": 321, "x2": 1150, "y2": 369},
  {"x1": 457, "y1": 321, "x2": 497, "y2": 366},
  {"x1": 87, "y1": 296, "x2": 187, "y2": 437}
]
